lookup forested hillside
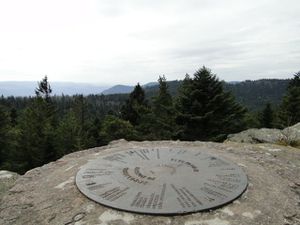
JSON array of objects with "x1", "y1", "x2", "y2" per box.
[
  {"x1": 145, "y1": 79, "x2": 290, "y2": 111},
  {"x1": 1, "y1": 79, "x2": 290, "y2": 111},
  {"x1": 0, "y1": 69, "x2": 299, "y2": 175},
  {"x1": 224, "y1": 79, "x2": 290, "y2": 110}
]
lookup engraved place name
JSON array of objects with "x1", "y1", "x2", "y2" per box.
[
  {"x1": 86, "y1": 182, "x2": 111, "y2": 191},
  {"x1": 158, "y1": 183, "x2": 166, "y2": 209},
  {"x1": 137, "y1": 148, "x2": 161, "y2": 160},
  {"x1": 130, "y1": 183, "x2": 167, "y2": 209},
  {"x1": 171, "y1": 184, "x2": 202, "y2": 208},
  {"x1": 131, "y1": 192, "x2": 155, "y2": 209},
  {"x1": 134, "y1": 167, "x2": 155, "y2": 181},
  {"x1": 140, "y1": 149, "x2": 150, "y2": 160},
  {"x1": 131, "y1": 192, "x2": 146, "y2": 208},
  {"x1": 200, "y1": 185, "x2": 228, "y2": 200},
  {"x1": 126, "y1": 150, "x2": 150, "y2": 160},
  {"x1": 122, "y1": 167, "x2": 148, "y2": 185},
  {"x1": 220, "y1": 167, "x2": 236, "y2": 171},
  {"x1": 99, "y1": 186, "x2": 129, "y2": 202},
  {"x1": 203, "y1": 182, "x2": 233, "y2": 194},
  {"x1": 82, "y1": 169, "x2": 113, "y2": 178},
  {"x1": 170, "y1": 158, "x2": 199, "y2": 172},
  {"x1": 206, "y1": 178, "x2": 239, "y2": 192},
  {"x1": 217, "y1": 173, "x2": 240, "y2": 178}
]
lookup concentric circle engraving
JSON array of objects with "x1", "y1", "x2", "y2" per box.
[{"x1": 76, "y1": 148, "x2": 248, "y2": 215}]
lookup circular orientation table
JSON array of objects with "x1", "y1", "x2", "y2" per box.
[{"x1": 76, "y1": 147, "x2": 248, "y2": 215}]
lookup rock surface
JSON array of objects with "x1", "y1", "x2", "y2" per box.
[
  {"x1": 227, "y1": 122, "x2": 300, "y2": 147},
  {"x1": 0, "y1": 140, "x2": 299, "y2": 225},
  {"x1": 0, "y1": 170, "x2": 20, "y2": 200}
]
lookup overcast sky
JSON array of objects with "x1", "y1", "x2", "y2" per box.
[{"x1": 0, "y1": 0, "x2": 299, "y2": 85}]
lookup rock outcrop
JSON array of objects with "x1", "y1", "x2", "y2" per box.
[
  {"x1": 0, "y1": 170, "x2": 20, "y2": 200},
  {"x1": 0, "y1": 140, "x2": 299, "y2": 225},
  {"x1": 227, "y1": 122, "x2": 300, "y2": 147}
]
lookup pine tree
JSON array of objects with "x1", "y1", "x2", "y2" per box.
[
  {"x1": 35, "y1": 75, "x2": 52, "y2": 102},
  {"x1": 151, "y1": 75, "x2": 176, "y2": 139},
  {"x1": 121, "y1": 83, "x2": 148, "y2": 125},
  {"x1": 279, "y1": 71, "x2": 300, "y2": 126},
  {"x1": 288, "y1": 71, "x2": 300, "y2": 89},
  {"x1": 87, "y1": 117, "x2": 103, "y2": 147},
  {"x1": 153, "y1": 76, "x2": 173, "y2": 113},
  {"x1": 72, "y1": 94, "x2": 90, "y2": 149},
  {"x1": 0, "y1": 105, "x2": 23, "y2": 172},
  {"x1": 19, "y1": 77, "x2": 57, "y2": 170},
  {"x1": 260, "y1": 103, "x2": 274, "y2": 128},
  {"x1": 0, "y1": 105, "x2": 10, "y2": 167},
  {"x1": 55, "y1": 111, "x2": 82, "y2": 157},
  {"x1": 175, "y1": 66, "x2": 246, "y2": 141},
  {"x1": 10, "y1": 108, "x2": 18, "y2": 127},
  {"x1": 129, "y1": 83, "x2": 146, "y2": 105}
]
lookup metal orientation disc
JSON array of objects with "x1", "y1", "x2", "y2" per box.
[{"x1": 76, "y1": 148, "x2": 248, "y2": 215}]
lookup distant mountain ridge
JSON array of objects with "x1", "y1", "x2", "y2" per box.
[
  {"x1": 101, "y1": 82, "x2": 158, "y2": 95},
  {"x1": 0, "y1": 81, "x2": 109, "y2": 97},
  {"x1": 101, "y1": 85, "x2": 134, "y2": 95},
  {"x1": 0, "y1": 81, "x2": 159, "y2": 97}
]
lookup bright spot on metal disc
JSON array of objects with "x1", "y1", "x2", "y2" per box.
[{"x1": 76, "y1": 148, "x2": 248, "y2": 215}]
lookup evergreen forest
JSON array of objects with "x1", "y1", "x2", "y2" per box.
[{"x1": 0, "y1": 67, "x2": 299, "y2": 174}]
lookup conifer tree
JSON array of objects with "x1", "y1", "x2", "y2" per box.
[
  {"x1": 175, "y1": 66, "x2": 246, "y2": 141},
  {"x1": 55, "y1": 111, "x2": 82, "y2": 157},
  {"x1": 0, "y1": 105, "x2": 10, "y2": 166},
  {"x1": 129, "y1": 83, "x2": 146, "y2": 105},
  {"x1": 288, "y1": 71, "x2": 300, "y2": 89},
  {"x1": 153, "y1": 76, "x2": 173, "y2": 112},
  {"x1": 260, "y1": 103, "x2": 274, "y2": 128},
  {"x1": 121, "y1": 83, "x2": 148, "y2": 125},
  {"x1": 35, "y1": 75, "x2": 52, "y2": 101},
  {"x1": 10, "y1": 108, "x2": 18, "y2": 127},
  {"x1": 71, "y1": 94, "x2": 90, "y2": 149},
  {"x1": 0, "y1": 105, "x2": 22, "y2": 172},
  {"x1": 279, "y1": 71, "x2": 300, "y2": 126},
  {"x1": 151, "y1": 75, "x2": 176, "y2": 139},
  {"x1": 19, "y1": 76, "x2": 57, "y2": 170},
  {"x1": 87, "y1": 117, "x2": 103, "y2": 147}
]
